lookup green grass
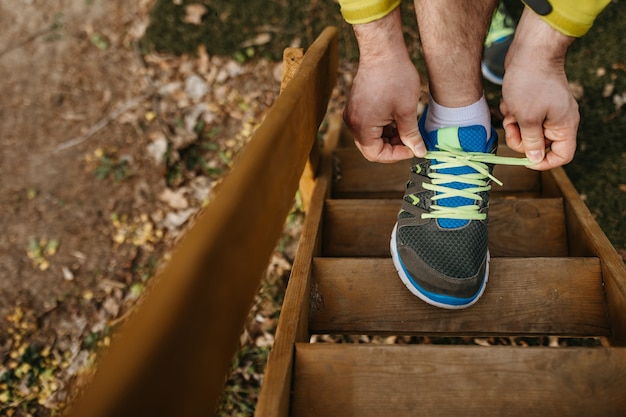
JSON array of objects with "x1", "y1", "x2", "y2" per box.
[{"x1": 144, "y1": 0, "x2": 346, "y2": 59}]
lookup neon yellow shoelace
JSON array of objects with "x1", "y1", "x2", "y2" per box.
[{"x1": 419, "y1": 144, "x2": 532, "y2": 221}]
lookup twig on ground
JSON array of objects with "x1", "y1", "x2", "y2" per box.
[
  {"x1": 0, "y1": 16, "x2": 62, "y2": 58},
  {"x1": 54, "y1": 94, "x2": 151, "y2": 153}
]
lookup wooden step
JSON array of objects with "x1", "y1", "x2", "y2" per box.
[
  {"x1": 332, "y1": 147, "x2": 541, "y2": 198},
  {"x1": 292, "y1": 343, "x2": 626, "y2": 417},
  {"x1": 323, "y1": 198, "x2": 569, "y2": 258},
  {"x1": 310, "y1": 257, "x2": 609, "y2": 337}
]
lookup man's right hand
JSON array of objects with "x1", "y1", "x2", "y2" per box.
[{"x1": 344, "y1": 7, "x2": 425, "y2": 163}]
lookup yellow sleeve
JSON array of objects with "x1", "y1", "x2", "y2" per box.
[
  {"x1": 337, "y1": 0, "x2": 402, "y2": 25},
  {"x1": 522, "y1": 0, "x2": 611, "y2": 37}
]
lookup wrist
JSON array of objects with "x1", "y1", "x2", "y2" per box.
[
  {"x1": 352, "y1": 7, "x2": 409, "y2": 66},
  {"x1": 507, "y1": 7, "x2": 575, "y2": 70}
]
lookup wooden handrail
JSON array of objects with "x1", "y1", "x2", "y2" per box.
[{"x1": 67, "y1": 27, "x2": 338, "y2": 417}]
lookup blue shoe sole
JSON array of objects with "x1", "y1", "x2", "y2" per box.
[{"x1": 390, "y1": 223, "x2": 489, "y2": 309}]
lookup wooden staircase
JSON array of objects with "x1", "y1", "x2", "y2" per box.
[
  {"x1": 255, "y1": 29, "x2": 626, "y2": 417},
  {"x1": 278, "y1": 125, "x2": 626, "y2": 416},
  {"x1": 65, "y1": 27, "x2": 626, "y2": 417}
]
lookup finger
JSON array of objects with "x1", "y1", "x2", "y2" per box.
[
  {"x1": 499, "y1": 100, "x2": 509, "y2": 119},
  {"x1": 518, "y1": 123, "x2": 546, "y2": 164},
  {"x1": 527, "y1": 132, "x2": 576, "y2": 171},
  {"x1": 527, "y1": 147, "x2": 569, "y2": 171},
  {"x1": 502, "y1": 115, "x2": 524, "y2": 154},
  {"x1": 354, "y1": 138, "x2": 414, "y2": 163},
  {"x1": 343, "y1": 107, "x2": 385, "y2": 160},
  {"x1": 395, "y1": 112, "x2": 426, "y2": 157},
  {"x1": 353, "y1": 124, "x2": 414, "y2": 163}
]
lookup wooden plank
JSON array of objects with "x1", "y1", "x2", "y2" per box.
[
  {"x1": 488, "y1": 197, "x2": 568, "y2": 257},
  {"x1": 255, "y1": 112, "x2": 343, "y2": 417},
  {"x1": 322, "y1": 199, "x2": 399, "y2": 257},
  {"x1": 293, "y1": 343, "x2": 626, "y2": 417},
  {"x1": 332, "y1": 148, "x2": 408, "y2": 198},
  {"x1": 66, "y1": 27, "x2": 338, "y2": 417},
  {"x1": 548, "y1": 168, "x2": 626, "y2": 346},
  {"x1": 280, "y1": 47, "x2": 319, "y2": 213},
  {"x1": 323, "y1": 198, "x2": 569, "y2": 258},
  {"x1": 332, "y1": 144, "x2": 540, "y2": 199},
  {"x1": 310, "y1": 257, "x2": 609, "y2": 336},
  {"x1": 493, "y1": 144, "x2": 542, "y2": 193},
  {"x1": 279, "y1": 47, "x2": 304, "y2": 93}
]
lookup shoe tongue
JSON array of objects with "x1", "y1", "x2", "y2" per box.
[
  {"x1": 434, "y1": 125, "x2": 488, "y2": 153},
  {"x1": 436, "y1": 127, "x2": 463, "y2": 151}
]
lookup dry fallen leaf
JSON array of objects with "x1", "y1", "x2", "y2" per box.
[
  {"x1": 240, "y1": 33, "x2": 272, "y2": 48},
  {"x1": 159, "y1": 187, "x2": 189, "y2": 210},
  {"x1": 614, "y1": 92, "x2": 626, "y2": 111},
  {"x1": 61, "y1": 266, "x2": 75, "y2": 281},
  {"x1": 603, "y1": 83, "x2": 615, "y2": 98},
  {"x1": 183, "y1": 4, "x2": 207, "y2": 25}
]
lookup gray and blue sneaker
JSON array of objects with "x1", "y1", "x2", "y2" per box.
[
  {"x1": 390, "y1": 110, "x2": 499, "y2": 309},
  {"x1": 482, "y1": 2, "x2": 516, "y2": 85}
]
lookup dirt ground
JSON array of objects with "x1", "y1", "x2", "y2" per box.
[
  {"x1": 0, "y1": 1, "x2": 290, "y2": 414},
  {"x1": 2, "y1": 0, "x2": 145, "y2": 317},
  {"x1": 1, "y1": 0, "x2": 160, "y2": 412},
  {"x1": 1, "y1": 0, "x2": 624, "y2": 416}
]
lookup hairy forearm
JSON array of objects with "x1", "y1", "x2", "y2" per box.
[
  {"x1": 352, "y1": 7, "x2": 409, "y2": 66},
  {"x1": 506, "y1": 7, "x2": 575, "y2": 73}
]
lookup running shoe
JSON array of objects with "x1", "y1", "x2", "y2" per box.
[
  {"x1": 482, "y1": 2, "x2": 516, "y2": 85},
  {"x1": 390, "y1": 110, "x2": 529, "y2": 309}
]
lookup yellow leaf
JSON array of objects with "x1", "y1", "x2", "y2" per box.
[
  {"x1": 45, "y1": 239, "x2": 60, "y2": 256},
  {"x1": 0, "y1": 390, "x2": 9, "y2": 403},
  {"x1": 39, "y1": 259, "x2": 50, "y2": 271}
]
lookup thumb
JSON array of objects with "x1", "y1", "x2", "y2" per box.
[
  {"x1": 519, "y1": 123, "x2": 546, "y2": 164},
  {"x1": 396, "y1": 115, "x2": 426, "y2": 157}
]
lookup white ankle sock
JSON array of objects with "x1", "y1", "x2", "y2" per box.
[{"x1": 425, "y1": 94, "x2": 491, "y2": 137}]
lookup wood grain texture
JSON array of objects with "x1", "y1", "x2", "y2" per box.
[
  {"x1": 488, "y1": 197, "x2": 568, "y2": 256},
  {"x1": 67, "y1": 27, "x2": 338, "y2": 417},
  {"x1": 293, "y1": 343, "x2": 626, "y2": 417},
  {"x1": 255, "y1": 113, "x2": 344, "y2": 417},
  {"x1": 322, "y1": 198, "x2": 568, "y2": 258},
  {"x1": 332, "y1": 143, "x2": 541, "y2": 199},
  {"x1": 279, "y1": 47, "x2": 303, "y2": 93},
  {"x1": 548, "y1": 168, "x2": 626, "y2": 346},
  {"x1": 310, "y1": 257, "x2": 609, "y2": 336}
]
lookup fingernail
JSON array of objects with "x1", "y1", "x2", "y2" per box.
[
  {"x1": 413, "y1": 145, "x2": 426, "y2": 157},
  {"x1": 527, "y1": 150, "x2": 544, "y2": 163}
]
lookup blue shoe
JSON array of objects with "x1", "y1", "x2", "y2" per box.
[
  {"x1": 390, "y1": 110, "x2": 498, "y2": 309},
  {"x1": 482, "y1": 2, "x2": 516, "y2": 85}
]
